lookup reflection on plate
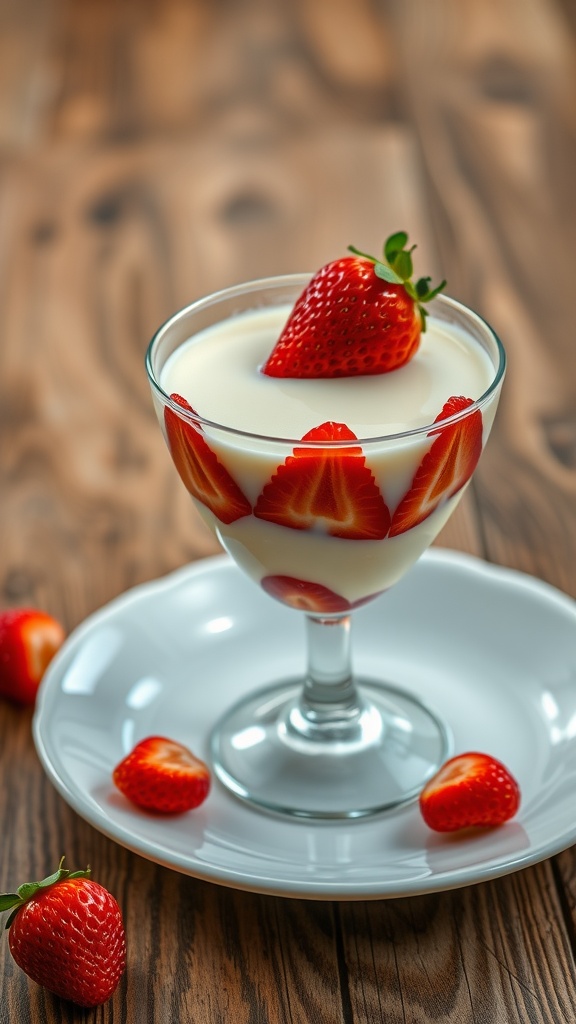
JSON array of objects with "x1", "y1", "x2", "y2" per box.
[{"x1": 33, "y1": 549, "x2": 576, "y2": 900}]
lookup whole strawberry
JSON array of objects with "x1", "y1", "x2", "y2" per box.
[
  {"x1": 1, "y1": 859, "x2": 126, "y2": 1007},
  {"x1": 262, "y1": 231, "x2": 445, "y2": 378},
  {"x1": 0, "y1": 608, "x2": 65, "y2": 705}
]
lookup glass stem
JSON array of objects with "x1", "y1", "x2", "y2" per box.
[{"x1": 288, "y1": 614, "x2": 366, "y2": 740}]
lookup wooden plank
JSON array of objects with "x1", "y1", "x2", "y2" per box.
[
  {"x1": 383, "y1": 0, "x2": 576, "y2": 596},
  {"x1": 0, "y1": 0, "x2": 56, "y2": 147},
  {"x1": 1, "y1": 0, "x2": 576, "y2": 1021},
  {"x1": 341, "y1": 865, "x2": 576, "y2": 1023}
]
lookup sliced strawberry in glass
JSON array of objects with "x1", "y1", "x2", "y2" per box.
[
  {"x1": 254, "y1": 421, "x2": 390, "y2": 540},
  {"x1": 389, "y1": 396, "x2": 483, "y2": 537},
  {"x1": 165, "y1": 394, "x2": 251, "y2": 524},
  {"x1": 261, "y1": 575, "x2": 384, "y2": 613}
]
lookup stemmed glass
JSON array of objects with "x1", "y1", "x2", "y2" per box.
[{"x1": 146, "y1": 275, "x2": 505, "y2": 820}]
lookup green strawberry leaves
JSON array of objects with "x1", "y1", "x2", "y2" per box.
[
  {"x1": 1, "y1": 858, "x2": 91, "y2": 928},
  {"x1": 349, "y1": 232, "x2": 446, "y2": 331},
  {"x1": 384, "y1": 230, "x2": 410, "y2": 264}
]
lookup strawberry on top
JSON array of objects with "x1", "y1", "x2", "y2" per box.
[{"x1": 262, "y1": 231, "x2": 446, "y2": 378}]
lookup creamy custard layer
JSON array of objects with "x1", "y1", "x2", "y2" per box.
[{"x1": 160, "y1": 305, "x2": 494, "y2": 440}]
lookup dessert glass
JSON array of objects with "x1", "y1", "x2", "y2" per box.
[{"x1": 146, "y1": 275, "x2": 506, "y2": 819}]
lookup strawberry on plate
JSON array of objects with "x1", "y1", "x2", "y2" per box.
[
  {"x1": 0, "y1": 608, "x2": 65, "y2": 706},
  {"x1": 164, "y1": 393, "x2": 251, "y2": 524},
  {"x1": 1, "y1": 858, "x2": 126, "y2": 1007},
  {"x1": 262, "y1": 231, "x2": 445, "y2": 378},
  {"x1": 419, "y1": 752, "x2": 521, "y2": 833},
  {"x1": 254, "y1": 421, "x2": 391, "y2": 540},
  {"x1": 261, "y1": 575, "x2": 384, "y2": 613},
  {"x1": 113, "y1": 735, "x2": 211, "y2": 814},
  {"x1": 389, "y1": 396, "x2": 483, "y2": 537}
]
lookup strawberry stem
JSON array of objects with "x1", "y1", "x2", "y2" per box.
[
  {"x1": 0, "y1": 858, "x2": 91, "y2": 929},
  {"x1": 348, "y1": 232, "x2": 446, "y2": 332}
]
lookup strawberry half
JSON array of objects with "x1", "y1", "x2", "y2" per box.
[
  {"x1": 254, "y1": 422, "x2": 391, "y2": 540},
  {"x1": 261, "y1": 575, "x2": 384, "y2": 613},
  {"x1": 262, "y1": 231, "x2": 445, "y2": 378},
  {"x1": 164, "y1": 394, "x2": 251, "y2": 524},
  {"x1": 389, "y1": 396, "x2": 483, "y2": 537},
  {"x1": 419, "y1": 752, "x2": 521, "y2": 832},
  {"x1": 0, "y1": 608, "x2": 65, "y2": 705},
  {"x1": 113, "y1": 735, "x2": 211, "y2": 814},
  {"x1": 1, "y1": 859, "x2": 126, "y2": 1007}
]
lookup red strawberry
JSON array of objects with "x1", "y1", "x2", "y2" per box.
[
  {"x1": 254, "y1": 422, "x2": 391, "y2": 540},
  {"x1": 113, "y1": 735, "x2": 211, "y2": 814},
  {"x1": 0, "y1": 608, "x2": 65, "y2": 705},
  {"x1": 261, "y1": 575, "x2": 384, "y2": 613},
  {"x1": 164, "y1": 394, "x2": 251, "y2": 524},
  {"x1": 262, "y1": 231, "x2": 445, "y2": 378},
  {"x1": 1, "y1": 859, "x2": 126, "y2": 1007},
  {"x1": 419, "y1": 752, "x2": 521, "y2": 832},
  {"x1": 389, "y1": 396, "x2": 483, "y2": 537}
]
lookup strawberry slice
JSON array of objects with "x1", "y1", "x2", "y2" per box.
[
  {"x1": 164, "y1": 394, "x2": 251, "y2": 524},
  {"x1": 113, "y1": 736, "x2": 211, "y2": 814},
  {"x1": 254, "y1": 422, "x2": 391, "y2": 540},
  {"x1": 419, "y1": 752, "x2": 521, "y2": 832},
  {"x1": 389, "y1": 396, "x2": 483, "y2": 537},
  {"x1": 0, "y1": 608, "x2": 65, "y2": 706},
  {"x1": 261, "y1": 575, "x2": 384, "y2": 613}
]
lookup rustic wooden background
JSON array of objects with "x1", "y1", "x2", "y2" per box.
[{"x1": 2, "y1": 0, "x2": 576, "y2": 1021}]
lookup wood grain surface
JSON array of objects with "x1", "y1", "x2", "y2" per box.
[{"x1": 1, "y1": 0, "x2": 576, "y2": 1021}]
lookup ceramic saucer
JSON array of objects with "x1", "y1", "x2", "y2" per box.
[{"x1": 33, "y1": 549, "x2": 576, "y2": 900}]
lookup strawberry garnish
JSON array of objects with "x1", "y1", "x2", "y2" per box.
[
  {"x1": 419, "y1": 752, "x2": 521, "y2": 832},
  {"x1": 389, "y1": 396, "x2": 483, "y2": 537},
  {"x1": 254, "y1": 422, "x2": 391, "y2": 540},
  {"x1": 113, "y1": 735, "x2": 211, "y2": 814},
  {"x1": 164, "y1": 394, "x2": 251, "y2": 524},
  {"x1": 261, "y1": 575, "x2": 384, "y2": 613},
  {"x1": 262, "y1": 231, "x2": 445, "y2": 378},
  {"x1": 1, "y1": 858, "x2": 126, "y2": 1007},
  {"x1": 0, "y1": 608, "x2": 65, "y2": 705}
]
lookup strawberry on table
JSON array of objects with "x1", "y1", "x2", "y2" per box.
[
  {"x1": 113, "y1": 735, "x2": 211, "y2": 814},
  {"x1": 0, "y1": 608, "x2": 65, "y2": 706},
  {"x1": 389, "y1": 396, "x2": 483, "y2": 537},
  {"x1": 419, "y1": 752, "x2": 521, "y2": 833},
  {"x1": 164, "y1": 393, "x2": 251, "y2": 524},
  {"x1": 1, "y1": 859, "x2": 126, "y2": 1008},
  {"x1": 254, "y1": 421, "x2": 391, "y2": 539},
  {"x1": 262, "y1": 231, "x2": 445, "y2": 378}
]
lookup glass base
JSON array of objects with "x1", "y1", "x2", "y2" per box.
[{"x1": 210, "y1": 677, "x2": 452, "y2": 820}]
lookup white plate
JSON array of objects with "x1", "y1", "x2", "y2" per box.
[{"x1": 34, "y1": 549, "x2": 576, "y2": 900}]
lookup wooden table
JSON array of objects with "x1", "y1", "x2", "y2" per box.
[{"x1": 2, "y1": 0, "x2": 576, "y2": 1020}]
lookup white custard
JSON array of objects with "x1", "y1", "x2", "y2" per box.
[
  {"x1": 161, "y1": 306, "x2": 494, "y2": 439},
  {"x1": 158, "y1": 305, "x2": 500, "y2": 605}
]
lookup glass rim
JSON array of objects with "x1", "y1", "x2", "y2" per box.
[{"x1": 145, "y1": 273, "x2": 506, "y2": 448}]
